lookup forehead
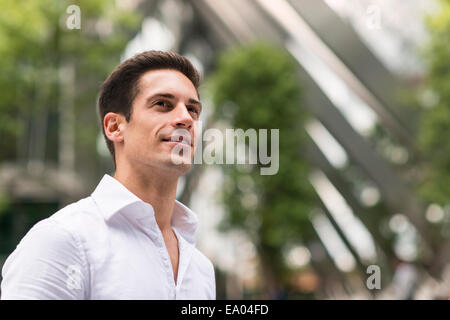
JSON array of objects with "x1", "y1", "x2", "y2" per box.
[{"x1": 136, "y1": 69, "x2": 198, "y2": 100}]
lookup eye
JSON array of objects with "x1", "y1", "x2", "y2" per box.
[
  {"x1": 188, "y1": 106, "x2": 199, "y2": 114},
  {"x1": 155, "y1": 100, "x2": 171, "y2": 108}
]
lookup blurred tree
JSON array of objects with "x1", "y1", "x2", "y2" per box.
[
  {"x1": 208, "y1": 43, "x2": 317, "y2": 298},
  {"x1": 0, "y1": 0, "x2": 141, "y2": 258},
  {"x1": 417, "y1": 0, "x2": 450, "y2": 274},
  {"x1": 420, "y1": 0, "x2": 450, "y2": 206},
  {"x1": 0, "y1": 0, "x2": 141, "y2": 175}
]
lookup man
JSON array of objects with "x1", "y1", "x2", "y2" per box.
[{"x1": 1, "y1": 51, "x2": 216, "y2": 299}]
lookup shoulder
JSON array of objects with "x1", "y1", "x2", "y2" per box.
[
  {"x1": 3, "y1": 196, "x2": 102, "y2": 274},
  {"x1": 46, "y1": 196, "x2": 104, "y2": 233},
  {"x1": 0, "y1": 199, "x2": 94, "y2": 299},
  {"x1": 4, "y1": 196, "x2": 101, "y2": 266}
]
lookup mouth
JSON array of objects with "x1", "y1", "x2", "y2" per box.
[{"x1": 162, "y1": 134, "x2": 192, "y2": 147}]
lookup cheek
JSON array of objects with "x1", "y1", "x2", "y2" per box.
[
  {"x1": 124, "y1": 122, "x2": 149, "y2": 149},
  {"x1": 123, "y1": 113, "x2": 169, "y2": 156},
  {"x1": 132, "y1": 119, "x2": 162, "y2": 147},
  {"x1": 193, "y1": 123, "x2": 200, "y2": 146}
]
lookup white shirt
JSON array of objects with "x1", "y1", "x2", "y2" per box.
[{"x1": 1, "y1": 174, "x2": 216, "y2": 300}]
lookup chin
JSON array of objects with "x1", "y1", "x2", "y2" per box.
[
  {"x1": 161, "y1": 155, "x2": 192, "y2": 175},
  {"x1": 170, "y1": 163, "x2": 192, "y2": 177}
]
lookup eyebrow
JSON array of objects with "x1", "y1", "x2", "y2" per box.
[{"x1": 146, "y1": 93, "x2": 202, "y2": 111}]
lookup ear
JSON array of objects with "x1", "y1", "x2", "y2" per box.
[{"x1": 104, "y1": 112, "x2": 126, "y2": 144}]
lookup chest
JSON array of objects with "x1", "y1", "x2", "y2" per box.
[
  {"x1": 86, "y1": 228, "x2": 211, "y2": 299},
  {"x1": 163, "y1": 232, "x2": 179, "y2": 284}
]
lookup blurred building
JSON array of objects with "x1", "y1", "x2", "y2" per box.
[{"x1": 1, "y1": 0, "x2": 448, "y2": 299}]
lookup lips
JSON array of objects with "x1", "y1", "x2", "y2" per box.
[{"x1": 162, "y1": 134, "x2": 192, "y2": 147}]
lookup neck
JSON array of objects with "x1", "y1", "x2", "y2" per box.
[{"x1": 113, "y1": 163, "x2": 179, "y2": 233}]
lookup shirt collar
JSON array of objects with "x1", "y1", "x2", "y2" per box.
[{"x1": 90, "y1": 174, "x2": 198, "y2": 245}]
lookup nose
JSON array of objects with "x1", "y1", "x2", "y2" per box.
[{"x1": 171, "y1": 103, "x2": 193, "y2": 129}]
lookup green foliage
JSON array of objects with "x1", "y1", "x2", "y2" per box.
[
  {"x1": 0, "y1": 0, "x2": 142, "y2": 255},
  {"x1": 419, "y1": 0, "x2": 450, "y2": 205},
  {"x1": 208, "y1": 42, "x2": 317, "y2": 290},
  {"x1": 0, "y1": 0, "x2": 141, "y2": 163}
]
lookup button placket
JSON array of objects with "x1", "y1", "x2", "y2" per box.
[
  {"x1": 135, "y1": 203, "x2": 179, "y2": 298},
  {"x1": 173, "y1": 229, "x2": 183, "y2": 299},
  {"x1": 136, "y1": 208, "x2": 174, "y2": 297},
  {"x1": 154, "y1": 226, "x2": 177, "y2": 294},
  {"x1": 173, "y1": 228, "x2": 194, "y2": 299}
]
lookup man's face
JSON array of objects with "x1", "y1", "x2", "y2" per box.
[{"x1": 120, "y1": 69, "x2": 201, "y2": 175}]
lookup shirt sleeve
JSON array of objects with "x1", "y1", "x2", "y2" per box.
[{"x1": 1, "y1": 220, "x2": 89, "y2": 300}]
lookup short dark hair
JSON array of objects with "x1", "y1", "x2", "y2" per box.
[{"x1": 98, "y1": 50, "x2": 201, "y2": 166}]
